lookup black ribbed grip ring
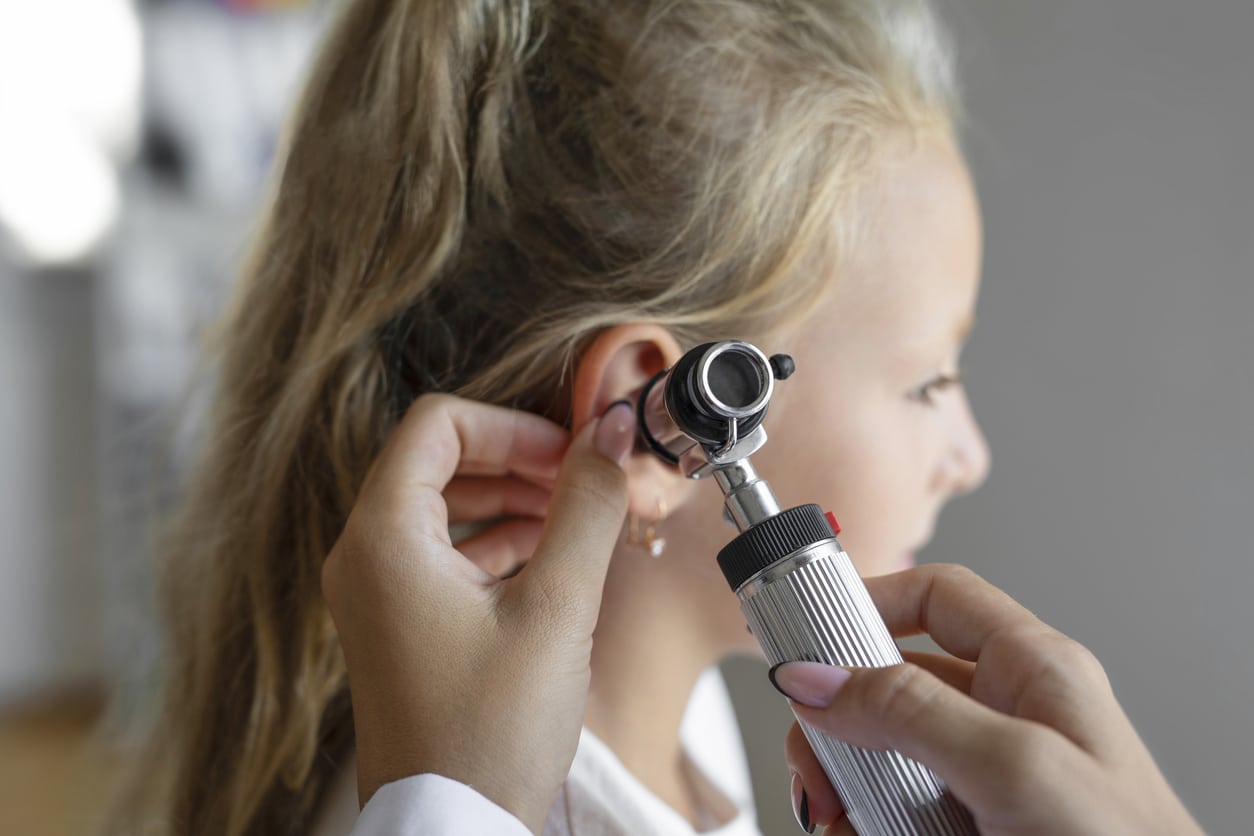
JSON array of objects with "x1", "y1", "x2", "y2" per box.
[{"x1": 717, "y1": 504, "x2": 834, "y2": 592}]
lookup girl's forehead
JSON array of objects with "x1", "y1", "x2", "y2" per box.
[{"x1": 806, "y1": 139, "x2": 982, "y2": 356}]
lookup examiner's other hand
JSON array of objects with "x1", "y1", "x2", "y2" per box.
[
  {"x1": 321, "y1": 394, "x2": 635, "y2": 834},
  {"x1": 774, "y1": 565, "x2": 1202, "y2": 835}
]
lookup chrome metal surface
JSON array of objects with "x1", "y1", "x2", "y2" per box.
[
  {"x1": 738, "y1": 542, "x2": 977, "y2": 836},
  {"x1": 638, "y1": 368, "x2": 703, "y2": 463},
  {"x1": 711, "y1": 458, "x2": 781, "y2": 530},
  {"x1": 681, "y1": 426, "x2": 769, "y2": 479}
]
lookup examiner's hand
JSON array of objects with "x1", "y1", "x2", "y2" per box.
[
  {"x1": 773, "y1": 565, "x2": 1202, "y2": 835},
  {"x1": 321, "y1": 395, "x2": 635, "y2": 834}
]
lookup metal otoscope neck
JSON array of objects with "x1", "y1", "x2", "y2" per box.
[{"x1": 712, "y1": 457, "x2": 781, "y2": 533}]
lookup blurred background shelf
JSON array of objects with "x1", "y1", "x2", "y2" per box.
[{"x1": 0, "y1": 689, "x2": 113, "y2": 836}]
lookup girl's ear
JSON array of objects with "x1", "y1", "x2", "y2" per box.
[
  {"x1": 570, "y1": 324, "x2": 693, "y2": 519},
  {"x1": 569, "y1": 324, "x2": 684, "y2": 434}
]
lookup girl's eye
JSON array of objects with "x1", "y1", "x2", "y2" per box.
[{"x1": 907, "y1": 370, "x2": 964, "y2": 408}]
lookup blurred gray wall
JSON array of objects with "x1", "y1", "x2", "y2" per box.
[{"x1": 727, "y1": 2, "x2": 1254, "y2": 834}]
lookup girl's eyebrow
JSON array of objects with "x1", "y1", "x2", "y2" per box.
[{"x1": 906, "y1": 312, "x2": 974, "y2": 358}]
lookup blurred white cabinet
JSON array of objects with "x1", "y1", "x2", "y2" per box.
[{"x1": 0, "y1": 271, "x2": 102, "y2": 702}]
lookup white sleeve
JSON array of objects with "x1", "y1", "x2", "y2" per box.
[{"x1": 350, "y1": 774, "x2": 533, "y2": 836}]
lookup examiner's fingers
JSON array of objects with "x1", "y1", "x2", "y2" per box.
[
  {"x1": 443, "y1": 476, "x2": 552, "y2": 523},
  {"x1": 780, "y1": 654, "x2": 973, "y2": 831},
  {"x1": 862, "y1": 565, "x2": 1046, "y2": 662},
  {"x1": 900, "y1": 649, "x2": 975, "y2": 695},
  {"x1": 505, "y1": 403, "x2": 635, "y2": 630},
  {"x1": 775, "y1": 661, "x2": 1075, "y2": 818},
  {"x1": 362, "y1": 394, "x2": 568, "y2": 524},
  {"x1": 455, "y1": 518, "x2": 546, "y2": 578},
  {"x1": 866, "y1": 567, "x2": 1122, "y2": 756},
  {"x1": 783, "y1": 721, "x2": 844, "y2": 831}
]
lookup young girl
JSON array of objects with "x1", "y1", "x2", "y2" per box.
[{"x1": 101, "y1": 0, "x2": 1198, "y2": 834}]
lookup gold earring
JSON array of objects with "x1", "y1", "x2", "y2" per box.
[{"x1": 627, "y1": 497, "x2": 668, "y2": 558}]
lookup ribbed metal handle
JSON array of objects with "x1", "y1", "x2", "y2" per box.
[{"x1": 738, "y1": 540, "x2": 978, "y2": 835}]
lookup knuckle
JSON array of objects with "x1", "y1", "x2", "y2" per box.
[
  {"x1": 411, "y1": 391, "x2": 455, "y2": 414},
  {"x1": 866, "y1": 663, "x2": 940, "y2": 733},
  {"x1": 986, "y1": 622, "x2": 1055, "y2": 658},
  {"x1": 932, "y1": 561, "x2": 978, "y2": 581},
  {"x1": 930, "y1": 562, "x2": 981, "y2": 586},
  {"x1": 362, "y1": 481, "x2": 449, "y2": 543},
  {"x1": 988, "y1": 625, "x2": 1115, "y2": 719},
  {"x1": 1049, "y1": 634, "x2": 1111, "y2": 691},
  {"x1": 1001, "y1": 625, "x2": 1109, "y2": 690},
  {"x1": 784, "y1": 721, "x2": 809, "y2": 764},
  {"x1": 402, "y1": 392, "x2": 461, "y2": 438}
]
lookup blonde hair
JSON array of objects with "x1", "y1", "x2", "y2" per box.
[{"x1": 102, "y1": 1, "x2": 957, "y2": 833}]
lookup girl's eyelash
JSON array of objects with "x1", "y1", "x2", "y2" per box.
[{"x1": 908, "y1": 370, "x2": 965, "y2": 407}]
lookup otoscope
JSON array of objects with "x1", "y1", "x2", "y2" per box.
[{"x1": 627, "y1": 339, "x2": 978, "y2": 836}]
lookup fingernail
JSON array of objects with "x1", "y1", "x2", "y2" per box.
[
  {"x1": 595, "y1": 401, "x2": 635, "y2": 467},
  {"x1": 769, "y1": 661, "x2": 851, "y2": 709},
  {"x1": 790, "y1": 772, "x2": 814, "y2": 833}
]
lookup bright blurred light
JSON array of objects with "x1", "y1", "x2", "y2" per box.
[
  {"x1": 0, "y1": 0, "x2": 141, "y2": 266},
  {"x1": 0, "y1": 122, "x2": 121, "y2": 267}
]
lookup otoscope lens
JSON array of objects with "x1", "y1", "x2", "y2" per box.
[
  {"x1": 697, "y1": 343, "x2": 773, "y2": 420},
  {"x1": 707, "y1": 351, "x2": 761, "y2": 410}
]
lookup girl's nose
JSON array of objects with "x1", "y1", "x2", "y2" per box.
[{"x1": 936, "y1": 390, "x2": 991, "y2": 497}]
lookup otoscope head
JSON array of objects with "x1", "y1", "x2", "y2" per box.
[
  {"x1": 667, "y1": 341, "x2": 773, "y2": 444},
  {"x1": 632, "y1": 340, "x2": 793, "y2": 478}
]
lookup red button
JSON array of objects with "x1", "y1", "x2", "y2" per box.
[{"x1": 824, "y1": 511, "x2": 841, "y2": 535}]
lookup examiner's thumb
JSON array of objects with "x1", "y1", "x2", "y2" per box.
[
  {"x1": 513, "y1": 401, "x2": 635, "y2": 625},
  {"x1": 772, "y1": 661, "x2": 1018, "y2": 812}
]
